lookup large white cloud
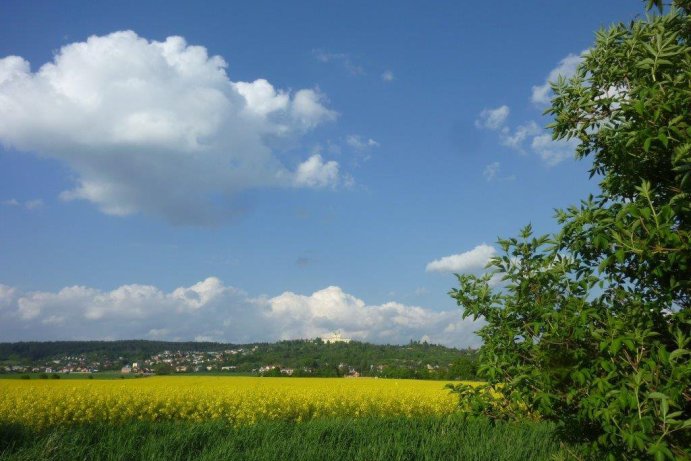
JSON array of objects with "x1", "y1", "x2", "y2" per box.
[
  {"x1": 0, "y1": 278, "x2": 481, "y2": 347},
  {"x1": 0, "y1": 31, "x2": 340, "y2": 224},
  {"x1": 426, "y1": 244, "x2": 497, "y2": 273}
]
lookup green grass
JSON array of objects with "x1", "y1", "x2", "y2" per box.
[{"x1": 0, "y1": 415, "x2": 584, "y2": 461}]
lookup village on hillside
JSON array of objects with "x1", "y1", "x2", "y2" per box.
[{"x1": 0, "y1": 334, "x2": 478, "y2": 380}]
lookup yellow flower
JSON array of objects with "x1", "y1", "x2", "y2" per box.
[{"x1": 0, "y1": 376, "x2": 480, "y2": 428}]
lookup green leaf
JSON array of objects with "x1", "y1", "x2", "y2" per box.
[
  {"x1": 643, "y1": 137, "x2": 653, "y2": 152},
  {"x1": 657, "y1": 132, "x2": 668, "y2": 147},
  {"x1": 668, "y1": 349, "x2": 688, "y2": 362},
  {"x1": 615, "y1": 248, "x2": 625, "y2": 263}
]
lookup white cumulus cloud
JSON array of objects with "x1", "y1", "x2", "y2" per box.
[
  {"x1": 473, "y1": 51, "x2": 587, "y2": 167},
  {"x1": 531, "y1": 134, "x2": 579, "y2": 166},
  {"x1": 531, "y1": 52, "x2": 584, "y2": 105},
  {"x1": 346, "y1": 135, "x2": 379, "y2": 151},
  {"x1": 475, "y1": 105, "x2": 510, "y2": 130},
  {"x1": 0, "y1": 31, "x2": 341, "y2": 225},
  {"x1": 500, "y1": 121, "x2": 541, "y2": 151},
  {"x1": 474, "y1": 107, "x2": 575, "y2": 166},
  {"x1": 0, "y1": 278, "x2": 481, "y2": 347},
  {"x1": 426, "y1": 244, "x2": 497, "y2": 273},
  {"x1": 293, "y1": 154, "x2": 340, "y2": 188}
]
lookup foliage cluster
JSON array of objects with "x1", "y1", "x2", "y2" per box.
[{"x1": 449, "y1": 1, "x2": 690, "y2": 459}]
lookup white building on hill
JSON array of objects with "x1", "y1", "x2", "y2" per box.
[{"x1": 322, "y1": 331, "x2": 351, "y2": 344}]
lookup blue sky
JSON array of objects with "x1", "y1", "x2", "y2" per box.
[{"x1": 0, "y1": 0, "x2": 642, "y2": 346}]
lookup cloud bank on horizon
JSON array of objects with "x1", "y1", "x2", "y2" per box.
[
  {"x1": 0, "y1": 31, "x2": 342, "y2": 225},
  {"x1": 0, "y1": 278, "x2": 481, "y2": 347}
]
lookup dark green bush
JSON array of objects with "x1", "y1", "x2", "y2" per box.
[{"x1": 450, "y1": 2, "x2": 690, "y2": 459}]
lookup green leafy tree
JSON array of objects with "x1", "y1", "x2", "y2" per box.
[
  {"x1": 449, "y1": 2, "x2": 690, "y2": 459},
  {"x1": 447, "y1": 355, "x2": 479, "y2": 381}
]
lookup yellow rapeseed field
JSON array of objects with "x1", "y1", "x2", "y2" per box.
[{"x1": 0, "y1": 377, "x2": 468, "y2": 428}]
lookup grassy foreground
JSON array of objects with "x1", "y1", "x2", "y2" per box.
[{"x1": 0, "y1": 415, "x2": 581, "y2": 461}]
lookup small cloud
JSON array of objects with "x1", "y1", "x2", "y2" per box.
[
  {"x1": 42, "y1": 315, "x2": 64, "y2": 325},
  {"x1": 531, "y1": 134, "x2": 578, "y2": 166},
  {"x1": 483, "y1": 162, "x2": 516, "y2": 182},
  {"x1": 413, "y1": 287, "x2": 428, "y2": 296},
  {"x1": 346, "y1": 135, "x2": 379, "y2": 151},
  {"x1": 500, "y1": 121, "x2": 541, "y2": 151},
  {"x1": 2, "y1": 198, "x2": 44, "y2": 210},
  {"x1": 475, "y1": 52, "x2": 585, "y2": 167},
  {"x1": 24, "y1": 199, "x2": 44, "y2": 210},
  {"x1": 194, "y1": 334, "x2": 222, "y2": 343},
  {"x1": 531, "y1": 52, "x2": 584, "y2": 105},
  {"x1": 341, "y1": 173, "x2": 356, "y2": 189},
  {"x1": 1, "y1": 199, "x2": 19, "y2": 207},
  {"x1": 475, "y1": 105, "x2": 510, "y2": 130},
  {"x1": 290, "y1": 88, "x2": 339, "y2": 129},
  {"x1": 310, "y1": 141, "x2": 342, "y2": 158},
  {"x1": 475, "y1": 105, "x2": 540, "y2": 153},
  {"x1": 475, "y1": 107, "x2": 575, "y2": 166},
  {"x1": 426, "y1": 244, "x2": 497, "y2": 273},
  {"x1": 293, "y1": 154, "x2": 340, "y2": 188},
  {"x1": 147, "y1": 328, "x2": 170, "y2": 339},
  {"x1": 483, "y1": 162, "x2": 500, "y2": 181},
  {"x1": 312, "y1": 49, "x2": 364, "y2": 75},
  {"x1": 381, "y1": 70, "x2": 394, "y2": 82},
  {"x1": 0, "y1": 284, "x2": 17, "y2": 309}
]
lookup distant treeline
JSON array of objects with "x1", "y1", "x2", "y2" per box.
[
  {"x1": 237, "y1": 340, "x2": 478, "y2": 379},
  {"x1": 0, "y1": 340, "x2": 232, "y2": 362},
  {"x1": 0, "y1": 339, "x2": 479, "y2": 380}
]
